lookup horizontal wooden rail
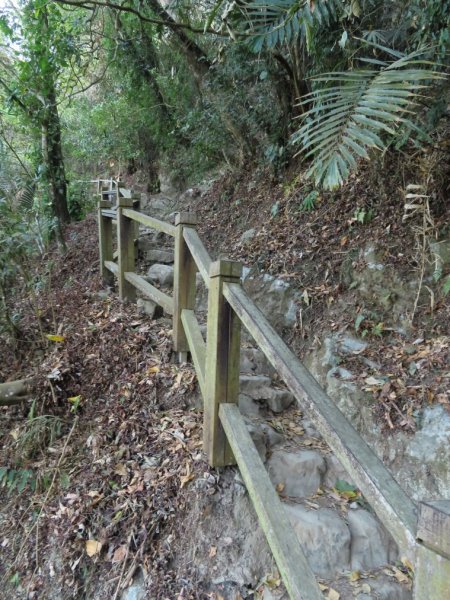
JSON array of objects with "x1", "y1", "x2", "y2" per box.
[
  {"x1": 104, "y1": 260, "x2": 119, "y2": 275},
  {"x1": 101, "y1": 209, "x2": 117, "y2": 219},
  {"x1": 220, "y1": 403, "x2": 323, "y2": 600},
  {"x1": 223, "y1": 282, "x2": 417, "y2": 557},
  {"x1": 183, "y1": 228, "x2": 212, "y2": 288},
  {"x1": 124, "y1": 272, "x2": 174, "y2": 315},
  {"x1": 122, "y1": 209, "x2": 176, "y2": 237},
  {"x1": 181, "y1": 309, "x2": 206, "y2": 396}
]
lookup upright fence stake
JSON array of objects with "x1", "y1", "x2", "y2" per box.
[
  {"x1": 98, "y1": 200, "x2": 113, "y2": 287},
  {"x1": 117, "y1": 197, "x2": 136, "y2": 303},
  {"x1": 204, "y1": 260, "x2": 242, "y2": 467},
  {"x1": 414, "y1": 500, "x2": 450, "y2": 599},
  {"x1": 173, "y1": 212, "x2": 198, "y2": 361}
]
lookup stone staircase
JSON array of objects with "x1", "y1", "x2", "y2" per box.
[{"x1": 129, "y1": 195, "x2": 412, "y2": 600}]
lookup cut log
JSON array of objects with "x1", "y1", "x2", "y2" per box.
[{"x1": 0, "y1": 379, "x2": 33, "y2": 406}]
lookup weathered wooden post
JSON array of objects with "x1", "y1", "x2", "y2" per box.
[
  {"x1": 98, "y1": 200, "x2": 114, "y2": 287},
  {"x1": 204, "y1": 260, "x2": 242, "y2": 467},
  {"x1": 173, "y1": 212, "x2": 198, "y2": 361},
  {"x1": 117, "y1": 197, "x2": 136, "y2": 303},
  {"x1": 414, "y1": 500, "x2": 450, "y2": 599}
]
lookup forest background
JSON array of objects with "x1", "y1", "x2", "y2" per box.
[{"x1": 0, "y1": 0, "x2": 449, "y2": 358}]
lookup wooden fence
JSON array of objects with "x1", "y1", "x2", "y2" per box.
[{"x1": 97, "y1": 187, "x2": 449, "y2": 600}]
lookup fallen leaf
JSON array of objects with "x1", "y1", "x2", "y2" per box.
[
  {"x1": 114, "y1": 463, "x2": 128, "y2": 478},
  {"x1": 349, "y1": 570, "x2": 361, "y2": 582},
  {"x1": 327, "y1": 588, "x2": 340, "y2": 600},
  {"x1": 85, "y1": 540, "x2": 102, "y2": 557},
  {"x1": 209, "y1": 545, "x2": 217, "y2": 558},
  {"x1": 46, "y1": 334, "x2": 65, "y2": 343},
  {"x1": 112, "y1": 545, "x2": 127, "y2": 563},
  {"x1": 276, "y1": 482, "x2": 285, "y2": 493}
]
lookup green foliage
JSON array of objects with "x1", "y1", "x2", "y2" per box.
[
  {"x1": 300, "y1": 190, "x2": 318, "y2": 212},
  {"x1": 443, "y1": 276, "x2": 450, "y2": 296},
  {"x1": 292, "y1": 49, "x2": 444, "y2": 189}
]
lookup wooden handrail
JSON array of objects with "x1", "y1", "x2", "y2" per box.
[
  {"x1": 181, "y1": 309, "x2": 206, "y2": 395},
  {"x1": 124, "y1": 272, "x2": 174, "y2": 315},
  {"x1": 183, "y1": 227, "x2": 212, "y2": 288},
  {"x1": 223, "y1": 281, "x2": 417, "y2": 557},
  {"x1": 96, "y1": 195, "x2": 450, "y2": 599},
  {"x1": 220, "y1": 403, "x2": 323, "y2": 600},
  {"x1": 122, "y1": 208, "x2": 176, "y2": 237}
]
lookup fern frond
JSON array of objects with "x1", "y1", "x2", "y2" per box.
[
  {"x1": 292, "y1": 53, "x2": 445, "y2": 189},
  {"x1": 237, "y1": 0, "x2": 341, "y2": 51}
]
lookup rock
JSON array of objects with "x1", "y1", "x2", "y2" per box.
[
  {"x1": 243, "y1": 276, "x2": 299, "y2": 330},
  {"x1": 265, "y1": 389, "x2": 294, "y2": 413},
  {"x1": 339, "y1": 336, "x2": 368, "y2": 354},
  {"x1": 260, "y1": 423, "x2": 284, "y2": 448},
  {"x1": 240, "y1": 348, "x2": 275, "y2": 377},
  {"x1": 147, "y1": 264, "x2": 174, "y2": 287},
  {"x1": 120, "y1": 570, "x2": 146, "y2": 600},
  {"x1": 347, "y1": 508, "x2": 398, "y2": 571},
  {"x1": 245, "y1": 421, "x2": 267, "y2": 461},
  {"x1": 136, "y1": 298, "x2": 162, "y2": 319},
  {"x1": 284, "y1": 505, "x2": 351, "y2": 577},
  {"x1": 239, "y1": 375, "x2": 272, "y2": 399},
  {"x1": 240, "y1": 228, "x2": 256, "y2": 245},
  {"x1": 267, "y1": 449, "x2": 325, "y2": 498},
  {"x1": 239, "y1": 394, "x2": 260, "y2": 417},
  {"x1": 239, "y1": 375, "x2": 293, "y2": 413},
  {"x1": 145, "y1": 249, "x2": 174, "y2": 264},
  {"x1": 367, "y1": 578, "x2": 412, "y2": 600},
  {"x1": 323, "y1": 454, "x2": 354, "y2": 489}
]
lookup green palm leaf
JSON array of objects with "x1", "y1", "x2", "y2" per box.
[
  {"x1": 233, "y1": 0, "x2": 341, "y2": 51},
  {"x1": 292, "y1": 52, "x2": 445, "y2": 189}
]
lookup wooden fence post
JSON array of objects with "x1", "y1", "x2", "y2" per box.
[
  {"x1": 117, "y1": 197, "x2": 136, "y2": 303},
  {"x1": 414, "y1": 500, "x2": 450, "y2": 599},
  {"x1": 204, "y1": 260, "x2": 242, "y2": 467},
  {"x1": 173, "y1": 212, "x2": 198, "y2": 360},
  {"x1": 98, "y1": 200, "x2": 114, "y2": 286}
]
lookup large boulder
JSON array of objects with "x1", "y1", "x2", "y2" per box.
[
  {"x1": 284, "y1": 504, "x2": 351, "y2": 578},
  {"x1": 347, "y1": 508, "x2": 398, "y2": 571},
  {"x1": 147, "y1": 264, "x2": 174, "y2": 288},
  {"x1": 267, "y1": 449, "x2": 325, "y2": 498}
]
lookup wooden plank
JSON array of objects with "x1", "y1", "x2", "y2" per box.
[
  {"x1": 204, "y1": 261, "x2": 242, "y2": 467},
  {"x1": 220, "y1": 403, "x2": 323, "y2": 600},
  {"x1": 413, "y1": 544, "x2": 450, "y2": 599},
  {"x1": 183, "y1": 227, "x2": 212, "y2": 288},
  {"x1": 101, "y1": 209, "x2": 116, "y2": 219},
  {"x1": 124, "y1": 272, "x2": 173, "y2": 315},
  {"x1": 117, "y1": 199, "x2": 136, "y2": 303},
  {"x1": 173, "y1": 213, "x2": 198, "y2": 354},
  {"x1": 417, "y1": 501, "x2": 450, "y2": 559},
  {"x1": 119, "y1": 187, "x2": 132, "y2": 199},
  {"x1": 223, "y1": 282, "x2": 417, "y2": 557},
  {"x1": 98, "y1": 202, "x2": 113, "y2": 286},
  {"x1": 122, "y1": 208, "x2": 176, "y2": 237},
  {"x1": 104, "y1": 260, "x2": 118, "y2": 275},
  {"x1": 181, "y1": 309, "x2": 206, "y2": 398}
]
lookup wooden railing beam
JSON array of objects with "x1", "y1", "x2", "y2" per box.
[
  {"x1": 223, "y1": 281, "x2": 417, "y2": 557},
  {"x1": 204, "y1": 260, "x2": 242, "y2": 467},
  {"x1": 117, "y1": 198, "x2": 136, "y2": 303},
  {"x1": 98, "y1": 200, "x2": 114, "y2": 286},
  {"x1": 173, "y1": 212, "x2": 198, "y2": 357}
]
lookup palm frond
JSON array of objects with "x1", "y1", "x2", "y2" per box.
[
  {"x1": 292, "y1": 52, "x2": 445, "y2": 189},
  {"x1": 235, "y1": 0, "x2": 341, "y2": 52}
]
